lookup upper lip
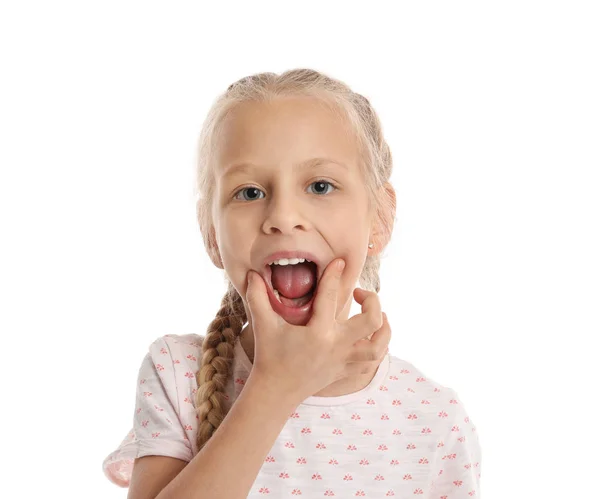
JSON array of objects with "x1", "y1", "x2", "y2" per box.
[{"x1": 260, "y1": 250, "x2": 324, "y2": 290}]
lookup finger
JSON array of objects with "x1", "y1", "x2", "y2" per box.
[
  {"x1": 308, "y1": 258, "x2": 345, "y2": 328},
  {"x1": 344, "y1": 287, "x2": 383, "y2": 344},
  {"x1": 245, "y1": 270, "x2": 278, "y2": 333},
  {"x1": 350, "y1": 311, "x2": 391, "y2": 362}
]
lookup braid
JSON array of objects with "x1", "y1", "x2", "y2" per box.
[{"x1": 194, "y1": 281, "x2": 247, "y2": 452}]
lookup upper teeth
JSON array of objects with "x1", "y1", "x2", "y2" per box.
[{"x1": 269, "y1": 257, "x2": 311, "y2": 266}]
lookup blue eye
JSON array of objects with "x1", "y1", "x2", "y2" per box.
[
  {"x1": 235, "y1": 186, "x2": 264, "y2": 202},
  {"x1": 308, "y1": 180, "x2": 336, "y2": 196},
  {"x1": 234, "y1": 179, "x2": 337, "y2": 201}
]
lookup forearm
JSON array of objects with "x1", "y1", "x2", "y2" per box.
[{"x1": 156, "y1": 371, "x2": 300, "y2": 499}]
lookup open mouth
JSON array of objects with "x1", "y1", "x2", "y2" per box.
[
  {"x1": 273, "y1": 285, "x2": 315, "y2": 308},
  {"x1": 265, "y1": 260, "x2": 319, "y2": 309}
]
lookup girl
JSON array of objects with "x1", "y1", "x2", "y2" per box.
[{"x1": 103, "y1": 68, "x2": 482, "y2": 498}]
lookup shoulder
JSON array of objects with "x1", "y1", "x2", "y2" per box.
[
  {"x1": 386, "y1": 354, "x2": 451, "y2": 395},
  {"x1": 102, "y1": 334, "x2": 206, "y2": 488},
  {"x1": 386, "y1": 354, "x2": 472, "y2": 426},
  {"x1": 145, "y1": 333, "x2": 205, "y2": 363},
  {"x1": 138, "y1": 334, "x2": 206, "y2": 401}
]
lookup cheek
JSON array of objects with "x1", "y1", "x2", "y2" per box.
[
  {"x1": 332, "y1": 229, "x2": 370, "y2": 269},
  {"x1": 217, "y1": 220, "x2": 253, "y2": 277},
  {"x1": 219, "y1": 213, "x2": 253, "y2": 250},
  {"x1": 329, "y1": 198, "x2": 370, "y2": 233},
  {"x1": 336, "y1": 250, "x2": 368, "y2": 291}
]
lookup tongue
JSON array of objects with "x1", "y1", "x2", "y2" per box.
[{"x1": 271, "y1": 261, "x2": 316, "y2": 299}]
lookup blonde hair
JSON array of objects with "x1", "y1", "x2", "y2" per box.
[{"x1": 193, "y1": 68, "x2": 396, "y2": 453}]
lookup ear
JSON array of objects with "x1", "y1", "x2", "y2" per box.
[{"x1": 368, "y1": 181, "x2": 396, "y2": 253}]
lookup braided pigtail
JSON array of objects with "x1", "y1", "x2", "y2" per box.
[{"x1": 194, "y1": 281, "x2": 247, "y2": 453}]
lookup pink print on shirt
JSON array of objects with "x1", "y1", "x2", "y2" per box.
[{"x1": 103, "y1": 333, "x2": 482, "y2": 497}]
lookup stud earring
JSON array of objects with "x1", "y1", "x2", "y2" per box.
[{"x1": 368, "y1": 243, "x2": 374, "y2": 249}]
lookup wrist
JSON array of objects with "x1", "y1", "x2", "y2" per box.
[{"x1": 245, "y1": 368, "x2": 304, "y2": 411}]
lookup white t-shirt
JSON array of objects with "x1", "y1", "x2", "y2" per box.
[{"x1": 103, "y1": 333, "x2": 482, "y2": 497}]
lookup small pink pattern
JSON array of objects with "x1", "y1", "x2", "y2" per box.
[{"x1": 102, "y1": 333, "x2": 482, "y2": 497}]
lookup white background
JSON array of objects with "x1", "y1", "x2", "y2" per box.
[{"x1": 1, "y1": 1, "x2": 598, "y2": 497}]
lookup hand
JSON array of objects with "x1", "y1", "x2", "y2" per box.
[{"x1": 244, "y1": 258, "x2": 391, "y2": 402}]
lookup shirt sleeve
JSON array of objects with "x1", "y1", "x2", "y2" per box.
[
  {"x1": 428, "y1": 389, "x2": 483, "y2": 498},
  {"x1": 102, "y1": 336, "x2": 194, "y2": 487}
]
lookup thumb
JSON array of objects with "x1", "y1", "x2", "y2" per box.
[{"x1": 245, "y1": 271, "x2": 277, "y2": 331}]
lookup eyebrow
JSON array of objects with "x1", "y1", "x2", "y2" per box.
[{"x1": 220, "y1": 157, "x2": 349, "y2": 179}]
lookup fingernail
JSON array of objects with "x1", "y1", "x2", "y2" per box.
[
  {"x1": 337, "y1": 260, "x2": 345, "y2": 271},
  {"x1": 247, "y1": 272, "x2": 253, "y2": 286}
]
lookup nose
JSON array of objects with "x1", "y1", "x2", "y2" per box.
[{"x1": 261, "y1": 189, "x2": 309, "y2": 235}]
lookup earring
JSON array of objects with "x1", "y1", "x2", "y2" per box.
[{"x1": 368, "y1": 243, "x2": 374, "y2": 249}]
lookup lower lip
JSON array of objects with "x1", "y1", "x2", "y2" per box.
[{"x1": 266, "y1": 283, "x2": 316, "y2": 325}]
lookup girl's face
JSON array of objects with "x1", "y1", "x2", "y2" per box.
[{"x1": 211, "y1": 96, "x2": 378, "y2": 326}]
